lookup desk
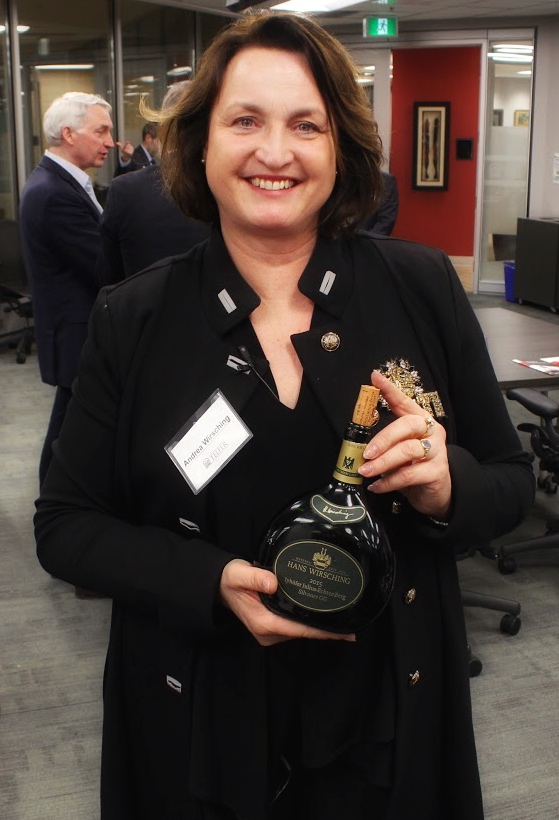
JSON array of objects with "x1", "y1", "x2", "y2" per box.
[{"x1": 474, "y1": 307, "x2": 559, "y2": 389}]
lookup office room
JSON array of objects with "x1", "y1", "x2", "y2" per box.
[{"x1": 1, "y1": 0, "x2": 559, "y2": 817}]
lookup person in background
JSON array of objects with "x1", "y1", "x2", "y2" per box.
[
  {"x1": 114, "y1": 121, "x2": 159, "y2": 176},
  {"x1": 96, "y1": 82, "x2": 210, "y2": 284},
  {"x1": 35, "y1": 12, "x2": 534, "y2": 820},
  {"x1": 19, "y1": 91, "x2": 113, "y2": 488},
  {"x1": 361, "y1": 170, "x2": 399, "y2": 235}
]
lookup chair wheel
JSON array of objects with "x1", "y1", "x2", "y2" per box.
[
  {"x1": 498, "y1": 555, "x2": 517, "y2": 575},
  {"x1": 538, "y1": 475, "x2": 558, "y2": 494},
  {"x1": 500, "y1": 614, "x2": 521, "y2": 635},
  {"x1": 469, "y1": 655, "x2": 483, "y2": 677},
  {"x1": 16, "y1": 351, "x2": 27, "y2": 364}
]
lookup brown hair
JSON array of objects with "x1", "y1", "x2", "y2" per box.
[{"x1": 157, "y1": 11, "x2": 384, "y2": 237}]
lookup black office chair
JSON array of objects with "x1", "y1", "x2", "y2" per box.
[
  {"x1": 0, "y1": 219, "x2": 34, "y2": 363},
  {"x1": 497, "y1": 387, "x2": 559, "y2": 574},
  {"x1": 459, "y1": 550, "x2": 522, "y2": 677},
  {"x1": 0, "y1": 284, "x2": 34, "y2": 363}
]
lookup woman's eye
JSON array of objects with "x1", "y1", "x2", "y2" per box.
[
  {"x1": 235, "y1": 117, "x2": 255, "y2": 128},
  {"x1": 296, "y1": 122, "x2": 319, "y2": 134}
]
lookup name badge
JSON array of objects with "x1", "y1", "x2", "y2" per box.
[{"x1": 165, "y1": 389, "x2": 252, "y2": 495}]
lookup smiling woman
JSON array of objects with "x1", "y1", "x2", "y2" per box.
[
  {"x1": 34, "y1": 10, "x2": 535, "y2": 820},
  {"x1": 203, "y1": 48, "x2": 336, "y2": 242}
]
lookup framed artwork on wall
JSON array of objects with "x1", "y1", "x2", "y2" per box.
[
  {"x1": 413, "y1": 101, "x2": 450, "y2": 190},
  {"x1": 514, "y1": 109, "x2": 530, "y2": 127}
]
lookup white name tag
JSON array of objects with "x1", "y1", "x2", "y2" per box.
[{"x1": 165, "y1": 390, "x2": 252, "y2": 495}]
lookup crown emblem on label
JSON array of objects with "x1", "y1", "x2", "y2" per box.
[
  {"x1": 313, "y1": 547, "x2": 332, "y2": 569},
  {"x1": 379, "y1": 358, "x2": 445, "y2": 418}
]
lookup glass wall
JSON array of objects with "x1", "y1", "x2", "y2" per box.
[
  {"x1": 478, "y1": 38, "x2": 533, "y2": 291},
  {"x1": 0, "y1": 0, "x2": 17, "y2": 219},
  {"x1": 120, "y1": 1, "x2": 227, "y2": 152},
  {"x1": 16, "y1": 0, "x2": 113, "y2": 199}
]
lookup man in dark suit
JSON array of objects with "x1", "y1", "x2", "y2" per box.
[
  {"x1": 96, "y1": 163, "x2": 210, "y2": 283},
  {"x1": 97, "y1": 81, "x2": 210, "y2": 284},
  {"x1": 114, "y1": 121, "x2": 159, "y2": 176},
  {"x1": 19, "y1": 91, "x2": 114, "y2": 486},
  {"x1": 361, "y1": 171, "x2": 399, "y2": 235}
]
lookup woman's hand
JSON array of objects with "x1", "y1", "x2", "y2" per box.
[
  {"x1": 219, "y1": 558, "x2": 356, "y2": 646},
  {"x1": 358, "y1": 370, "x2": 452, "y2": 521}
]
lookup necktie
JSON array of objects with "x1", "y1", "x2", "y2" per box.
[{"x1": 84, "y1": 178, "x2": 103, "y2": 213}]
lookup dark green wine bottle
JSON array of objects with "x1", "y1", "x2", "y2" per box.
[{"x1": 257, "y1": 385, "x2": 394, "y2": 634}]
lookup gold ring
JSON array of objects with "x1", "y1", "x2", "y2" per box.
[
  {"x1": 419, "y1": 438, "x2": 432, "y2": 459},
  {"x1": 424, "y1": 416, "x2": 435, "y2": 436}
]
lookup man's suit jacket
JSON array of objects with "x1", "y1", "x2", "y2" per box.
[
  {"x1": 361, "y1": 171, "x2": 399, "y2": 235},
  {"x1": 114, "y1": 143, "x2": 153, "y2": 177},
  {"x1": 19, "y1": 154, "x2": 103, "y2": 388},
  {"x1": 96, "y1": 164, "x2": 211, "y2": 284}
]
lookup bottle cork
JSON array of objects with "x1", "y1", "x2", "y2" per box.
[{"x1": 352, "y1": 385, "x2": 381, "y2": 427}]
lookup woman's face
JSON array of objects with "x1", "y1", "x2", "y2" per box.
[{"x1": 204, "y1": 47, "x2": 336, "y2": 241}]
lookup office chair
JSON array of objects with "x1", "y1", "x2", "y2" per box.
[
  {"x1": 497, "y1": 387, "x2": 559, "y2": 575},
  {"x1": 0, "y1": 284, "x2": 34, "y2": 363},
  {"x1": 459, "y1": 551, "x2": 522, "y2": 677},
  {"x1": 0, "y1": 219, "x2": 34, "y2": 363}
]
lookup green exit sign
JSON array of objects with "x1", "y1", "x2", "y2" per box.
[{"x1": 363, "y1": 17, "x2": 398, "y2": 38}]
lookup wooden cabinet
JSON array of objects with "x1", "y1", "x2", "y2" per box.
[{"x1": 514, "y1": 218, "x2": 559, "y2": 310}]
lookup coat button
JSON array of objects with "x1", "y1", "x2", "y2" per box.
[
  {"x1": 321, "y1": 332, "x2": 340, "y2": 351},
  {"x1": 408, "y1": 670, "x2": 420, "y2": 687},
  {"x1": 404, "y1": 588, "x2": 416, "y2": 605}
]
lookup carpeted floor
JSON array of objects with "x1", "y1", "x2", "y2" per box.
[{"x1": 1, "y1": 294, "x2": 558, "y2": 819}]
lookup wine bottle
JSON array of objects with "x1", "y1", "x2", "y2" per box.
[{"x1": 257, "y1": 385, "x2": 395, "y2": 634}]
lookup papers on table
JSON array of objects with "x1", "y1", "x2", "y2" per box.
[{"x1": 513, "y1": 357, "x2": 559, "y2": 375}]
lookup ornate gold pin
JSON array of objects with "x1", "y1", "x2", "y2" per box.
[
  {"x1": 321, "y1": 331, "x2": 340, "y2": 352},
  {"x1": 379, "y1": 358, "x2": 445, "y2": 418}
]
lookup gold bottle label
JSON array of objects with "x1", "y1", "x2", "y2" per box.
[
  {"x1": 332, "y1": 439, "x2": 366, "y2": 485},
  {"x1": 273, "y1": 540, "x2": 365, "y2": 613}
]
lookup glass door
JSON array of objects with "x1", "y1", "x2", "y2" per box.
[{"x1": 478, "y1": 38, "x2": 533, "y2": 292}]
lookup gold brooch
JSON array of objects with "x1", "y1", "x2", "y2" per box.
[{"x1": 380, "y1": 358, "x2": 445, "y2": 418}]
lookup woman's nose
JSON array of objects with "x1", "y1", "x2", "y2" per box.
[{"x1": 254, "y1": 127, "x2": 294, "y2": 168}]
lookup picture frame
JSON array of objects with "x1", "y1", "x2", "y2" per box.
[
  {"x1": 514, "y1": 109, "x2": 530, "y2": 127},
  {"x1": 413, "y1": 102, "x2": 450, "y2": 190}
]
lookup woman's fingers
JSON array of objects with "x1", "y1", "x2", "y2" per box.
[{"x1": 220, "y1": 559, "x2": 355, "y2": 646}]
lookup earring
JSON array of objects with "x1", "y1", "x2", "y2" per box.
[{"x1": 201, "y1": 158, "x2": 206, "y2": 164}]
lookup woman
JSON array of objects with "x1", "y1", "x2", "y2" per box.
[{"x1": 35, "y1": 11, "x2": 534, "y2": 820}]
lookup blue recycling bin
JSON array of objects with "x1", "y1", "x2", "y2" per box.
[{"x1": 504, "y1": 261, "x2": 518, "y2": 303}]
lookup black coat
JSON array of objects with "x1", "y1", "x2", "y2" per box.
[
  {"x1": 35, "y1": 230, "x2": 534, "y2": 820},
  {"x1": 19, "y1": 155, "x2": 102, "y2": 387},
  {"x1": 96, "y1": 164, "x2": 210, "y2": 283},
  {"x1": 361, "y1": 172, "x2": 399, "y2": 235}
]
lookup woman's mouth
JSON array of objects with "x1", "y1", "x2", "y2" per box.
[{"x1": 248, "y1": 177, "x2": 296, "y2": 191}]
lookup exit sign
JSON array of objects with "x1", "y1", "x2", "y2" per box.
[{"x1": 363, "y1": 17, "x2": 398, "y2": 38}]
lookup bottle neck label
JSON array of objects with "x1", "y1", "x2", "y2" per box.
[
  {"x1": 273, "y1": 540, "x2": 365, "y2": 613},
  {"x1": 311, "y1": 494, "x2": 366, "y2": 524},
  {"x1": 332, "y1": 438, "x2": 366, "y2": 485}
]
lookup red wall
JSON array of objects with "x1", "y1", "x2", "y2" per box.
[{"x1": 390, "y1": 47, "x2": 481, "y2": 255}]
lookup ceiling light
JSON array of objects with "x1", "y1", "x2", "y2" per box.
[
  {"x1": 138, "y1": 75, "x2": 156, "y2": 83},
  {"x1": 493, "y1": 44, "x2": 533, "y2": 53},
  {"x1": 0, "y1": 24, "x2": 30, "y2": 33},
  {"x1": 488, "y1": 53, "x2": 532, "y2": 63},
  {"x1": 271, "y1": 0, "x2": 360, "y2": 12},
  {"x1": 517, "y1": 70, "x2": 532, "y2": 76},
  {"x1": 35, "y1": 64, "x2": 94, "y2": 70},
  {"x1": 167, "y1": 66, "x2": 192, "y2": 77}
]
